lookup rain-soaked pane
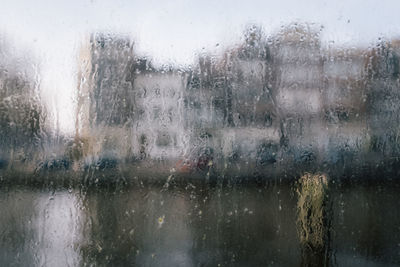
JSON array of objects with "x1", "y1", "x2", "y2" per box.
[{"x1": 1, "y1": 0, "x2": 400, "y2": 266}]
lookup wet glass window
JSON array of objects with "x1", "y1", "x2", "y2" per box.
[{"x1": 1, "y1": 1, "x2": 400, "y2": 266}]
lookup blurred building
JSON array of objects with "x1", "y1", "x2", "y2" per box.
[
  {"x1": 265, "y1": 23, "x2": 369, "y2": 166},
  {"x1": 266, "y1": 23, "x2": 325, "y2": 165},
  {"x1": 130, "y1": 65, "x2": 187, "y2": 160},
  {"x1": 183, "y1": 26, "x2": 280, "y2": 170},
  {"x1": 322, "y1": 47, "x2": 366, "y2": 121},
  {"x1": 270, "y1": 24, "x2": 324, "y2": 119},
  {"x1": 319, "y1": 47, "x2": 368, "y2": 168},
  {"x1": 229, "y1": 25, "x2": 277, "y2": 129},
  {"x1": 75, "y1": 28, "x2": 400, "y2": 171},
  {"x1": 364, "y1": 39, "x2": 400, "y2": 156},
  {"x1": 75, "y1": 33, "x2": 136, "y2": 162},
  {"x1": 76, "y1": 33, "x2": 187, "y2": 163}
]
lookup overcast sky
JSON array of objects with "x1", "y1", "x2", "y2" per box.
[{"x1": 1, "y1": 0, "x2": 399, "y2": 133}]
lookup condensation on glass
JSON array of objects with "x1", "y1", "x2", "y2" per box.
[{"x1": 0, "y1": 1, "x2": 400, "y2": 266}]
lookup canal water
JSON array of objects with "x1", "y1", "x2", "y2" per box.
[{"x1": 0, "y1": 178, "x2": 399, "y2": 266}]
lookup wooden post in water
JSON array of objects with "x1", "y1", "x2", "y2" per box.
[{"x1": 296, "y1": 173, "x2": 332, "y2": 267}]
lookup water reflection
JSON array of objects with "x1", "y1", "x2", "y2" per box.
[
  {"x1": 0, "y1": 180, "x2": 399, "y2": 266},
  {"x1": 80, "y1": 186, "x2": 194, "y2": 266},
  {"x1": 0, "y1": 189, "x2": 83, "y2": 266}
]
